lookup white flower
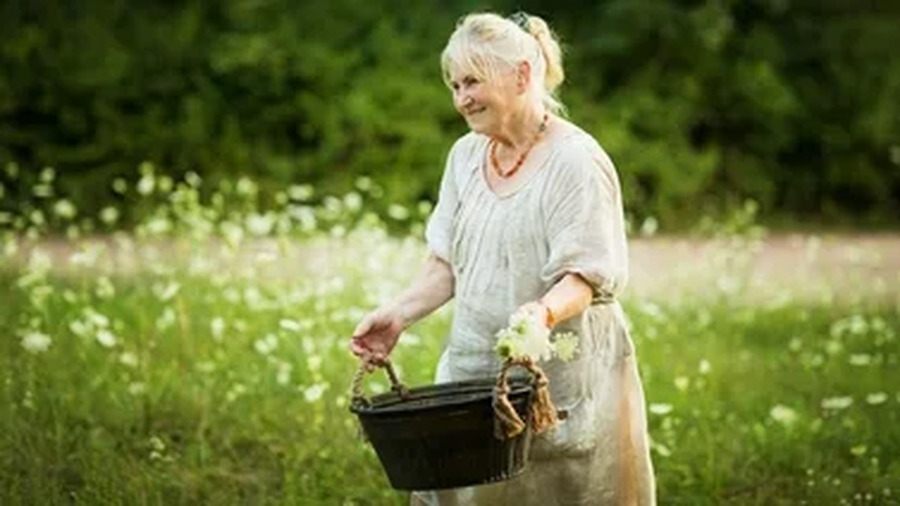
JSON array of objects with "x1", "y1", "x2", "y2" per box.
[
  {"x1": 699, "y1": 359, "x2": 712, "y2": 375},
  {"x1": 388, "y1": 204, "x2": 409, "y2": 220},
  {"x1": 494, "y1": 307, "x2": 582, "y2": 363},
  {"x1": 649, "y1": 403, "x2": 673, "y2": 415},
  {"x1": 770, "y1": 404, "x2": 798, "y2": 426},
  {"x1": 96, "y1": 329, "x2": 117, "y2": 348},
  {"x1": 276, "y1": 362, "x2": 293, "y2": 386},
  {"x1": 210, "y1": 317, "x2": 225, "y2": 341},
  {"x1": 153, "y1": 281, "x2": 181, "y2": 302},
  {"x1": 155, "y1": 307, "x2": 176, "y2": 331},
  {"x1": 288, "y1": 184, "x2": 314, "y2": 201},
  {"x1": 21, "y1": 331, "x2": 52, "y2": 354},
  {"x1": 254, "y1": 333, "x2": 278, "y2": 355},
  {"x1": 849, "y1": 354, "x2": 872, "y2": 366},
  {"x1": 53, "y1": 199, "x2": 77, "y2": 219},
  {"x1": 279, "y1": 319, "x2": 301, "y2": 332},
  {"x1": 119, "y1": 352, "x2": 139, "y2": 367},
  {"x1": 495, "y1": 308, "x2": 552, "y2": 362},
  {"x1": 865, "y1": 392, "x2": 888, "y2": 405},
  {"x1": 100, "y1": 206, "x2": 120, "y2": 225},
  {"x1": 137, "y1": 173, "x2": 155, "y2": 195},
  {"x1": 246, "y1": 213, "x2": 275, "y2": 236},
  {"x1": 303, "y1": 383, "x2": 327, "y2": 403},
  {"x1": 552, "y1": 332, "x2": 580, "y2": 361},
  {"x1": 821, "y1": 396, "x2": 853, "y2": 410}
]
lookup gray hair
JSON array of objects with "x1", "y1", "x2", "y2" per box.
[{"x1": 441, "y1": 12, "x2": 566, "y2": 115}]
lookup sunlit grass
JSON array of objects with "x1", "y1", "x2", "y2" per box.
[{"x1": 1, "y1": 166, "x2": 898, "y2": 505}]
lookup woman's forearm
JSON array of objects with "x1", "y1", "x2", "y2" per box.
[
  {"x1": 538, "y1": 273, "x2": 593, "y2": 327},
  {"x1": 386, "y1": 253, "x2": 455, "y2": 328}
]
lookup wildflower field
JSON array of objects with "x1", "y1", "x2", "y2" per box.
[{"x1": 1, "y1": 167, "x2": 899, "y2": 505}]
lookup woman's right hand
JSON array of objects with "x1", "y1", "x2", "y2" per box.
[{"x1": 350, "y1": 306, "x2": 405, "y2": 366}]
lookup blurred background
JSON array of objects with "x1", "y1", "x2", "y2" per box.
[
  {"x1": 2, "y1": 2, "x2": 900, "y2": 505},
  {"x1": 2, "y1": 0, "x2": 898, "y2": 231}
]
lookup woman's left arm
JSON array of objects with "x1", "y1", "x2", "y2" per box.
[{"x1": 521, "y1": 273, "x2": 593, "y2": 328}]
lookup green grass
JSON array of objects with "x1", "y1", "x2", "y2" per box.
[{"x1": 1, "y1": 229, "x2": 898, "y2": 505}]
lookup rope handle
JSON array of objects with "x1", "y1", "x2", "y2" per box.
[
  {"x1": 350, "y1": 359, "x2": 410, "y2": 407},
  {"x1": 492, "y1": 357, "x2": 559, "y2": 440}
]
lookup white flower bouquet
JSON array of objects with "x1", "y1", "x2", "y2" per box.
[{"x1": 494, "y1": 306, "x2": 579, "y2": 363}]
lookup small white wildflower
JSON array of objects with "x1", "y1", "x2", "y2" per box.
[
  {"x1": 210, "y1": 317, "x2": 225, "y2": 341},
  {"x1": 128, "y1": 382, "x2": 147, "y2": 396},
  {"x1": 155, "y1": 307, "x2": 176, "y2": 331},
  {"x1": 276, "y1": 362, "x2": 293, "y2": 386},
  {"x1": 307, "y1": 355, "x2": 322, "y2": 372},
  {"x1": 399, "y1": 332, "x2": 421, "y2": 346},
  {"x1": 100, "y1": 206, "x2": 120, "y2": 225},
  {"x1": 153, "y1": 281, "x2": 181, "y2": 302},
  {"x1": 279, "y1": 319, "x2": 301, "y2": 332},
  {"x1": 699, "y1": 359, "x2": 711, "y2": 375},
  {"x1": 303, "y1": 383, "x2": 327, "y2": 403},
  {"x1": 220, "y1": 221, "x2": 244, "y2": 248},
  {"x1": 246, "y1": 213, "x2": 275, "y2": 236},
  {"x1": 640, "y1": 216, "x2": 658, "y2": 237},
  {"x1": 39, "y1": 167, "x2": 55, "y2": 183},
  {"x1": 21, "y1": 331, "x2": 52, "y2": 354},
  {"x1": 95, "y1": 276, "x2": 116, "y2": 299},
  {"x1": 137, "y1": 173, "x2": 155, "y2": 195},
  {"x1": 825, "y1": 340, "x2": 842, "y2": 355},
  {"x1": 674, "y1": 376, "x2": 690, "y2": 392},
  {"x1": 254, "y1": 333, "x2": 278, "y2": 355},
  {"x1": 53, "y1": 199, "x2": 77, "y2": 219},
  {"x1": 849, "y1": 354, "x2": 872, "y2": 366},
  {"x1": 388, "y1": 204, "x2": 409, "y2": 220},
  {"x1": 236, "y1": 177, "x2": 257, "y2": 196},
  {"x1": 865, "y1": 392, "x2": 888, "y2": 405},
  {"x1": 552, "y1": 332, "x2": 580, "y2": 361},
  {"x1": 69, "y1": 319, "x2": 89, "y2": 337},
  {"x1": 821, "y1": 396, "x2": 853, "y2": 410},
  {"x1": 343, "y1": 192, "x2": 363, "y2": 211},
  {"x1": 112, "y1": 178, "x2": 127, "y2": 194},
  {"x1": 85, "y1": 309, "x2": 110, "y2": 328},
  {"x1": 96, "y1": 329, "x2": 117, "y2": 348},
  {"x1": 119, "y1": 352, "x2": 139, "y2": 367},
  {"x1": 651, "y1": 441, "x2": 672, "y2": 458},
  {"x1": 288, "y1": 184, "x2": 314, "y2": 201},
  {"x1": 770, "y1": 404, "x2": 799, "y2": 426},
  {"x1": 649, "y1": 403, "x2": 673, "y2": 415}
]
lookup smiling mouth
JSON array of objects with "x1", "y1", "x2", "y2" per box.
[{"x1": 465, "y1": 107, "x2": 486, "y2": 116}]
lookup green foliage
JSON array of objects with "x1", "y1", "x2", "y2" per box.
[{"x1": 1, "y1": 0, "x2": 899, "y2": 229}]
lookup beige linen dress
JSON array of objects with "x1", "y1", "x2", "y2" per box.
[{"x1": 414, "y1": 129, "x2": 656, "y2": 506}]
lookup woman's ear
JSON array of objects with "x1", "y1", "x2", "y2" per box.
[{"x1": 516, "y1": 60, "x2": 531, "y2": 95}]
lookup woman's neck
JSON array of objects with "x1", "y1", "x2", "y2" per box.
[{"x1": 491, "y1": 104, "x2": 548, "y2": 150}]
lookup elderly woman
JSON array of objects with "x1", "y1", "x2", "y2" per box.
[{"x1": 351, "y1": 11, "x2": 656, "y2": 506}]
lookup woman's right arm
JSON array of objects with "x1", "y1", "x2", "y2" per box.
[{"x1": 350, "y1": 252, "x2": 454, "y2": 364}]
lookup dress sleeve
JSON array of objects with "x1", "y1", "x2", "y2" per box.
[
  {"x1": 424, "y1": 138, "x2": 464, "y2": 263},
  {"x1": 541, "y1": 138, "x2": 629, "y2": 304}
]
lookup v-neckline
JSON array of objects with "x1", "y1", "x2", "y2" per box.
[{"x1": 478, "y1": 136, "x2": 555, "y2": 200}]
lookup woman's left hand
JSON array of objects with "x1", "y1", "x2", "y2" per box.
[{"x1": 516, "y1": 301, "x2": 553, "y2": 328}]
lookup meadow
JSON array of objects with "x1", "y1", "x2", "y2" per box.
[{"x1": 1, "y1": 168, "x2": 898, "y2": 505}]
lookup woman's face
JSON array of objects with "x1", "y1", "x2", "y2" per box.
[{"x1": 448, "y1": 64, "x2": 521, "y2": 136}]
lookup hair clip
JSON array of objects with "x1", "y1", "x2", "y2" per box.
[{"x1": 508, "y1": 11, "x2": 530, "y2": 31}]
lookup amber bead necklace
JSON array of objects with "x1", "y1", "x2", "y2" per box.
[{"x1": 489, "y1": 113, "x2": 550, "y2": 179}]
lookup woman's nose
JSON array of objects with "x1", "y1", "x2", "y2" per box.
[{"x1": 455, "y1": 91, "x2": 471, "y2": 110}]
